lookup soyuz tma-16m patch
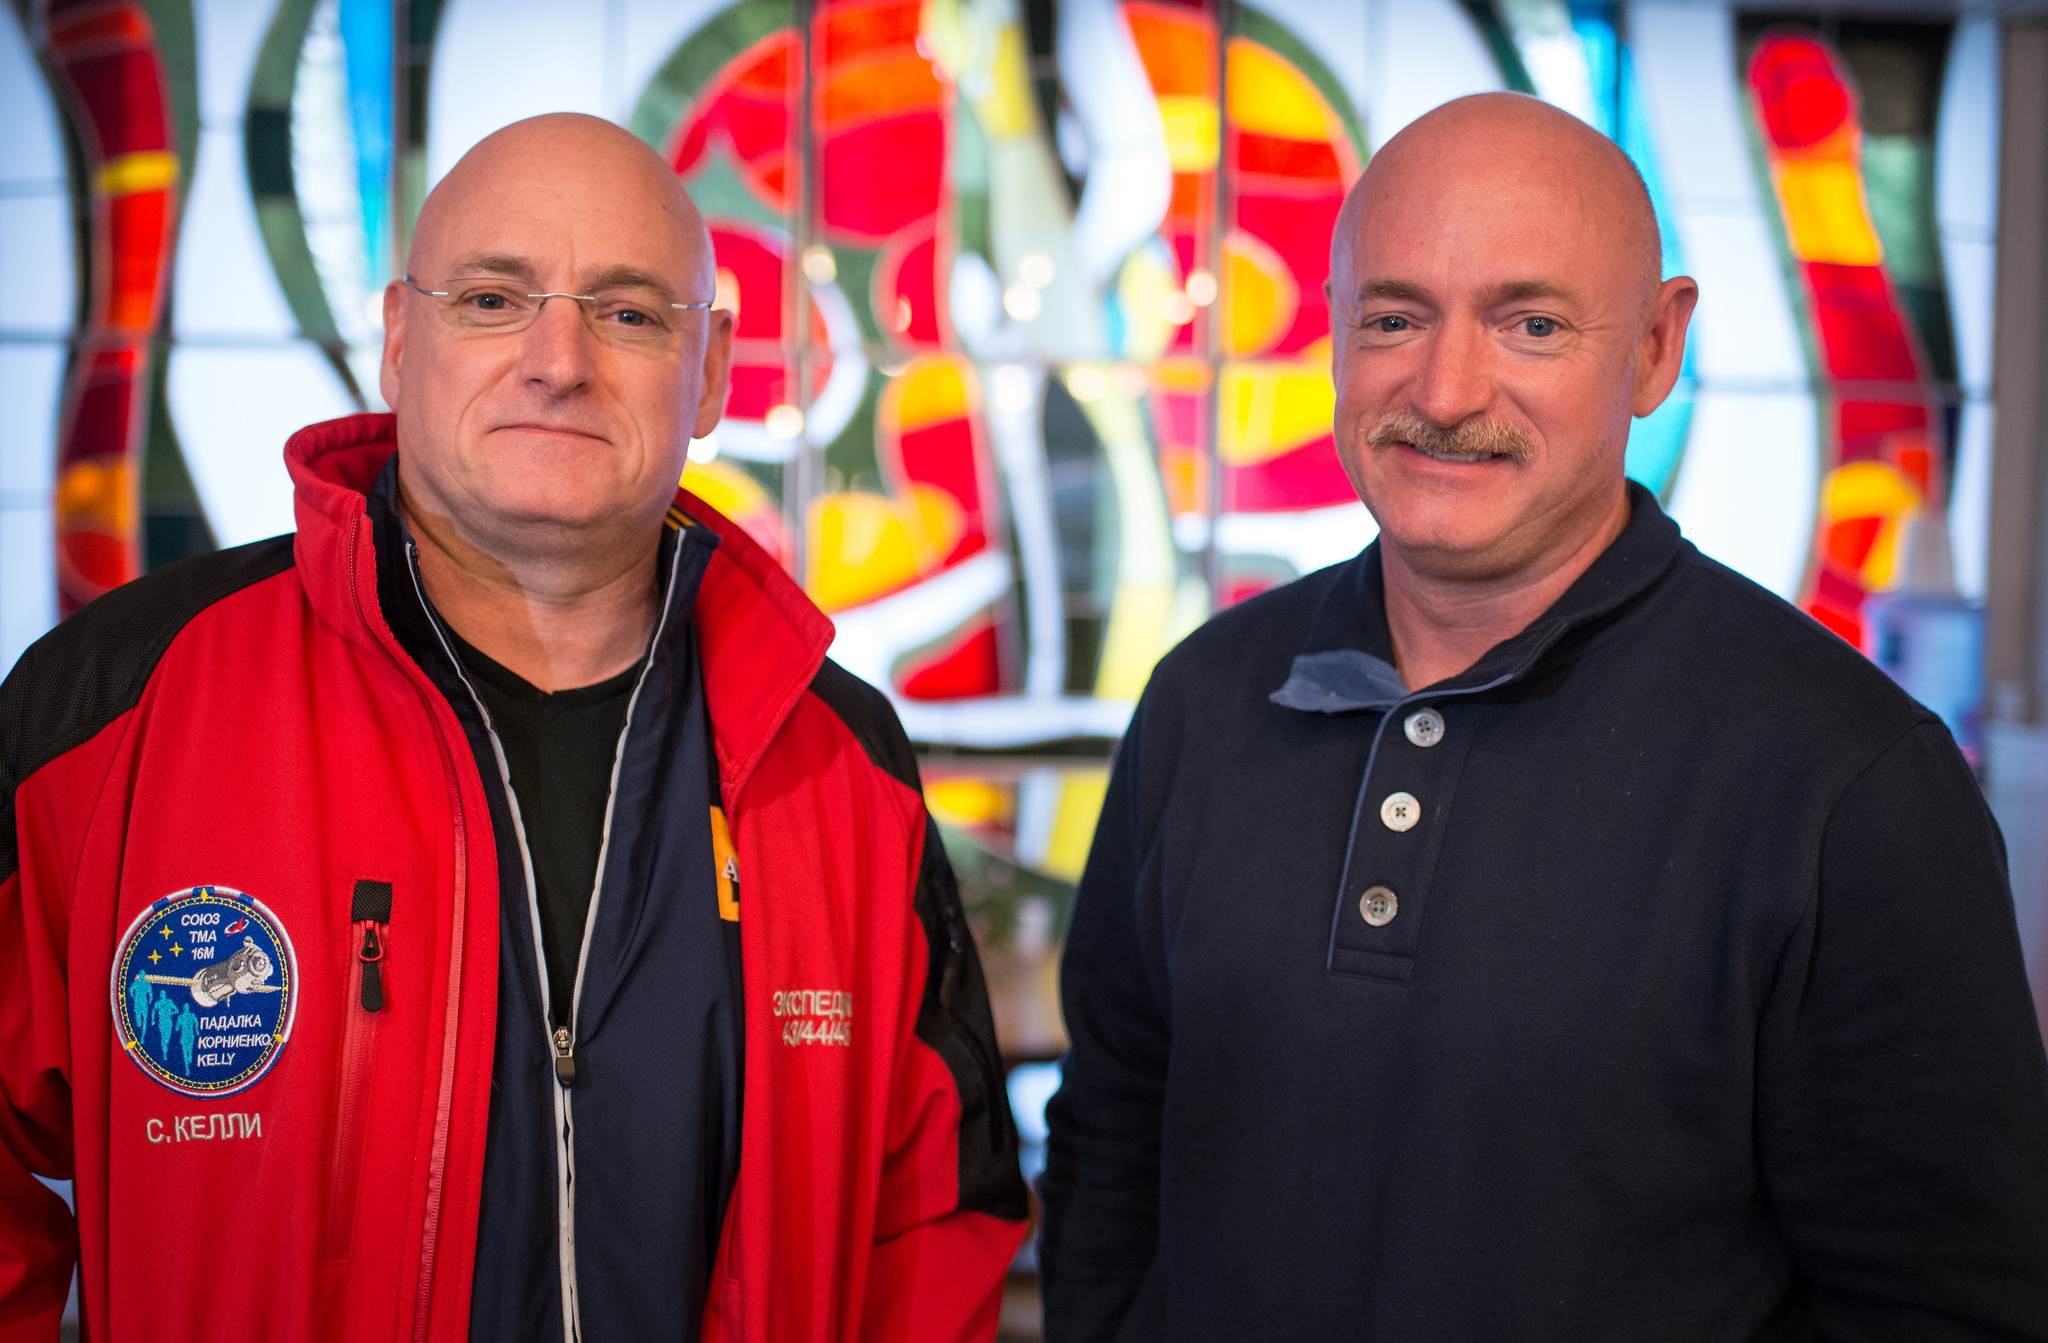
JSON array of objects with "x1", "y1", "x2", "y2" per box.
[{"x1": 111, "y1": 886, "x2": 299, "y2": 1099}]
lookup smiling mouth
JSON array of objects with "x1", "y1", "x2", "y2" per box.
[
  {"x1": 1408, "y1": 443, "x2": 1507, "y2": 464},
  {"x1": 1368, "y1": 411, "x2": 1536, "y2": 467}
]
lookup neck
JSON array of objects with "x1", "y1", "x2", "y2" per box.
[
  {"x1": 400, "y1": 489, "x2": 663, "y2": 693},
  {"x1": 1382, "y1": 486, "x2": 1631, "y2": 691}
]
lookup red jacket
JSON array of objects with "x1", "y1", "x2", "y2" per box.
[{"x1": 0, "y1": 414, "x2": 1028, "y2": 1341}]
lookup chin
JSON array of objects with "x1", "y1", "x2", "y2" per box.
[
  {"x1": 1373, "y1": 493, "x2": 1514, "y2": 555},
  {"x1": 473, "y1": 479, "x2": 638, "y2": 533}
]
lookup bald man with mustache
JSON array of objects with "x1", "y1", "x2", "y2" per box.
[
  {"x1": 1040, "y1": 94, "x2": 2048, "y2": 1340},
  {"x1": 0, "y1": 114, "x2": 1027, "y2": 1342}
]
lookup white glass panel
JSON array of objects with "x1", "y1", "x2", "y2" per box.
[
  {"x1": 0, "y1": 344, "x2": 66, "y2": 675},
  {"x1": 1949, "y1": 400, "x2": 1992, "y2": 602},
  {"x1": 0, "y1": 3, "x2": 66, "y2": 184},
  {"x1": 171, "y1": 344, "x2": 359, "y2": 545},
  {"x1": 173, "y1": 124, "x2": 302, "y2": 339},
  {"x1": 1667, "y1": 389, "x2": 1818, "y2": 601},
  {"x1": 0, "y1": 198, "x2": 76, "y2": 333},
  {"x1": 430, "y1": 0, "x2": 723, "y2": 190},
  {"x1": 1938, "y1": 19, "x2": 1998, "y2": 399},
  {"x1": 1365, "y1": 0, "x2": 1504, "y2": 151}
]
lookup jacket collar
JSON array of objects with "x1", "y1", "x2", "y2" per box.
[
  {"x1": 1272, "y1": 480, "x2": 1685, "y2": 713},
  {"x1": 284, "y1": 413, "x2": 835, "y2": 802}
]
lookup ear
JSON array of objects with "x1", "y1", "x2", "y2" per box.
[
  {"x1": 1631, "y1": 276, "x2": 1699, "y2": 418},
  {"x1": 379, "y1": 280, "x2": 409, "y2": 411},
  {"x1": 692, "y1": 307, "x2": 735, "y2": 441}
]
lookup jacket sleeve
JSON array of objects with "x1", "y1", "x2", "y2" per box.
[
  {"x1": 1758, "y1": 721, "x2": 2048, "y2": 1336},
  {"x1": 1, "y1": 753, "x2": 81, "y2": 1340},
  {"x1": 1039, "y1": 709, "x2": 1171, "y2": 1341},
  {"x1": 862, "y1": 812, "x2": 1031, "y2": 1342}
]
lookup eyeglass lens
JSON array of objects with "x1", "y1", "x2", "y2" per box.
[{"x1": 427, "y1": 282, "x2": 685, "y2": 342}]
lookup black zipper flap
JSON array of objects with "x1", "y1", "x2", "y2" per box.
[{"x1": 352, "y1": 879, "x2": 394, "y2": 1013}]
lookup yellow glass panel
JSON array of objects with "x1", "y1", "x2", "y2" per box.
[
  {"x1": 1040, "y1": 771, "x2": 1110, "y2": 882},
  {"x1": 977, "y1": 25, "x2": 1038, "y2": 138},
  {"x1": 96, "y1": 151, "x2": 178, "y2": 197},
  {"x1": 1222, "y1": 231, "x2": 1298, "y2": 357},
  {"x1": 806, "y1": 485, "x2": 963, "y2": 612},
  {"x1": 1822, "y1": 460, "x2": 1921, "y2": 590},
  {"x1": 925, "y1": 779, "x2": 1013, "y2": 827},
  {"x1": 1218, "y1": 361, "x2": 1336, "y2": 464},
  {"x1": 1158, "y1": 95, "x2": 1220, "y2": 172},
  {"x1": 1822, "y1": 458, "x2": 1920, "y2": 519},
  {"x1": 1150, "y1": 356, "x2": 1211, "y2": 394},
  {"x1": 887, "y1": 354, "x2": 975, "y2": 432},
  {"x1": 1225, "y1": 39, "x2": 1326, "y2": 142},
  {"x1": 1116, "y1": 247, "x2": 1180, "y2": 363},
  {"x1": 1775, "y1": 161, "x2": 1882, "y2": 265}
]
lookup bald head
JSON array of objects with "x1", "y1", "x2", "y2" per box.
[
  {"x1": 1332, "y1": 94, "x2": 1661, "y2": 324},
  {"x1": 379, "y1": 111, "x2": 735, "y2": 637},
  {"x1": 1321, "y1": 91, "x2": 1697, "y2": 604},
  {"x1": 410, "y1": 113, "x2": 715, "y2": 297}
]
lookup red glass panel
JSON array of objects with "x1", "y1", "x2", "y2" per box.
[
  {"x1": 1751, "y1": 36, "x2": 1850, "y2": 149},
  {"x1": 1223, "y1": 436, "x2": 1354, "y2": 513},
  {"x1": 900, "y1": 620, "x2": 1003, "y2": 701}
]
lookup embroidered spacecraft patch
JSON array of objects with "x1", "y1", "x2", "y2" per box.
[{"x1": 110, "y1": 886, "x2": 299, "y2": 1099}]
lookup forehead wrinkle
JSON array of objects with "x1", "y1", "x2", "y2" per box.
[{"x1": 442, "y1": 252, "x2": 543, "y2": 282}]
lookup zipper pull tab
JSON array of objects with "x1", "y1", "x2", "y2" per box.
[
  {"x1": 552, "y1": 1027, "x2": 576, "y2": 1086},
  {"x1": 350, "y1": 880, "x2": 394, "y2": 1014},
  {"x1": 359, "y1": 924, "x2": 386, "y2": 1012}
]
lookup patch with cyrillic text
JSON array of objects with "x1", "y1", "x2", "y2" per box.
[
  {"x1": 111, "y1": 887, "x2": 299, "y2": 1099},
  {"x1": 772, "y1": 988, "x2": 852, "y2": 1046}
]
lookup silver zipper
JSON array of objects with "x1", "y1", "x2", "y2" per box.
[
  {"x1": 552, "y1": 1027, "x2": 576, "y2": 1085},
  {"x1": 406, "y1": 533, "x2": 688, "y2": 1343}
]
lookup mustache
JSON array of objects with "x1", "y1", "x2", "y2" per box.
[{"x1": 1365, "y1": 410, "x2": 1536, "y2": 465}]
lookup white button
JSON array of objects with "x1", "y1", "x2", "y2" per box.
[
  {"x1": 1404, "y1": 708, "x2": 1445, "y2": 747},
  {"x1": 1380, "y1": 791, "x2": 1421, "y2": 832},
  {"x1": 1360, "y1": 886, "x2": 1398, "y2": 926}
]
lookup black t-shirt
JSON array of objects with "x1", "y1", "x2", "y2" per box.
[{"x1": 448, "y1": 628, "x2": 642, "y2": 1027}]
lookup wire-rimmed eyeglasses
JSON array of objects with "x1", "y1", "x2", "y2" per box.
[{"x1": 403, "y1": 275, "x2": 714, "y2": 344}]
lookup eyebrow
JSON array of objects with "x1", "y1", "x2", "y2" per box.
[
  {"x1": 442, "y1": 254, "x2": 677, "y2": 299},
  {"x1": 1475, "y1": 279, "x2": 1580, "y2": 309},
  {"x1": 1349, "y1": 278, "x2": 1584, "y2": 310},
  {"x1": 1353, "y1": 279, "x2": 1431, "y2": 305}
]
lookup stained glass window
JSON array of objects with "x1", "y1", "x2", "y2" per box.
[{"x1": 0, "y1": 0, "x2": 2005, "y2": 1039}]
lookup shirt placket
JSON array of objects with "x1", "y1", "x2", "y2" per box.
[{"x1": 1328, "y1": 699, "x2": 1483, "y2": 983}]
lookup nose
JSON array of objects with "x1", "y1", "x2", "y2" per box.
[
  {"x1": 1408, "y1": 314, "x2": 1494, "y2": 428},
  {"x1": 516, "y1": 295, "x2": 599, "y2": 397}
]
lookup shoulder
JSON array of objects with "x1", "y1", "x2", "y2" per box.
[
  {"x1": 1671, "y1": 544, "x2": 1925, "y2": 708},
  {"x1": 2, "y1": 537, "x2": 298, "y2": 750},
  {"x1": 1661, "y1": 545, "x2": 1932, "y2": 732},
  {"x1": 1147, "y1": 559, "x2": 1350, "y2": 707},
  {"x1": 1, "y1": 536, "x2": 297, "y2": 866},
  {"x1": 803, "y1": 657, "x2": 921, "y2": 793}
]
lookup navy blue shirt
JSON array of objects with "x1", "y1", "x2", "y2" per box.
[{"x1": 1043, "y1": 485, "x2": 2048, "y2": 1340}]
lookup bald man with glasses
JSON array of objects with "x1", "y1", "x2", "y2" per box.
[{"x1": 0, "y1": 114, "x2": 1028, "y2": 1343}]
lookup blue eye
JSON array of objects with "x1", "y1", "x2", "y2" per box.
[
  {"x1": 1523, "y1": 316, "x2": 1558, "y2": 337},
  {"x1": 1374, "y1": 315, "x2": 1410, "y2": 333}
]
